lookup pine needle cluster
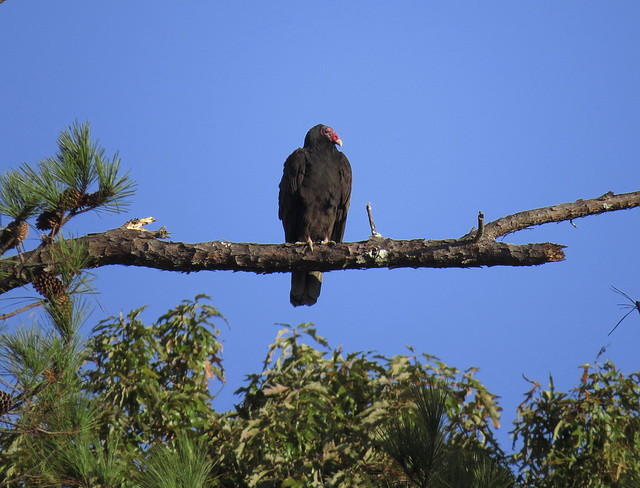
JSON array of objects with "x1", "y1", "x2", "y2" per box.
[
  {"x1": 0, "y1": 120, "x2": 135, "y2": 255},
  {"x1": 375, "y1": 387, "x2": 514, "y2": 488},
  {"x1": 0, "y1": 120, "x2": 135, "y2": 323}
]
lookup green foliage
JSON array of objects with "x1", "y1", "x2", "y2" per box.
[
  {"x1": 0, "y1": 296, "x2": 226, "y2": 486},
  {"x1": 376, "y1": 387, "x2": 450, "y2": 488},
  {"x1": 0, "y1": 168, "x2": 39, "y2": 220},
  {"x1": 19, "y1": 410, "x2": 128, "y2": 488},
  {"x1": 0, "y1": 121, "x2": 134, "y2": 244},
  {"x1": 511, "y1": 361, "x2": 640, "y2": 487},
  {"x1": 213, "y1": 323, "x2": 503, "y2": 487},
  {"x1": 135, "y1": 432, "x2": 219, "y2": 488},
  {"x1": 2, "y1": 289, "x2": 640, "y2": 487},
  {"x1": 0, "y1": 302, "x2": 96, "y2": 484},
  {"x1": 376, "y1": 386, "x2": 514, "y2": 488},
  {"x1": 86, "y1": 295, "x2": 227, "y2": 450}
]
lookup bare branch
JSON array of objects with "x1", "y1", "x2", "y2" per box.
[
  {"x1": 466, "y1": 190, "x2": 640, "y2": 240},
  {"x1": 0, "y1": 301, "x2": 41, "y2": 321},
  {"x1": 0, "y1": 190, "x2": 638, "y2": 296},
  {"x1": 0, "y1": 230, "x2": 564, "y2": 294}
]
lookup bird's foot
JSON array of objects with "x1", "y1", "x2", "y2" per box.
[{"x1": 294, "y1": 237, "x2": 315, "y2": 252}]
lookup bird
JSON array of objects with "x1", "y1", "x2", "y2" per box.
[{"x1": 278, "y1": 124, "x2": 352, "y2": 306}]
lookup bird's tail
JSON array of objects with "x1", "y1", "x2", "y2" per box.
[{"x1": 290, "y1": 271, "x2": 323, "y2": 306}]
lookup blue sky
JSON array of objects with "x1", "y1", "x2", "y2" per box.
[{"x1": 2, "y1": 1, "x2": 640, "y2": 450}]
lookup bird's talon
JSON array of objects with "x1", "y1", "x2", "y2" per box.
[{"x1": 293, "y1": 240, "x2": 314, "y2": 252}]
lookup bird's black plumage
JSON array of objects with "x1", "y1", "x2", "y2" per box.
[{"x1": 278, "y1": 124, "x2": 352, "y2": 306}]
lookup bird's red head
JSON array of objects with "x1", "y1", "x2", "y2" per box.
[{"x1": 321, "y1": 126, "x2": 343, "y2": 147}]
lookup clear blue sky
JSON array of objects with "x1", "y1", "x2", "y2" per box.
[{"x1": 2, "y1": 1, "x2": 640, "y2": 451}]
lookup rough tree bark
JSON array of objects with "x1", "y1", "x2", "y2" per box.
[{"x1": 1, "y1": 190, "x2": 639, "y2": 296}]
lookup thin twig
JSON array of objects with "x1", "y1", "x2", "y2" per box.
[
  {"x1": 0, "y1": 301, "x2": 41, "y2": 321},
  {"x1": 608, "y1": 286, "x2": 640, "y2": 336},
  {"x1": 367, "y1": 202, "x2": 382, "y2": 238},
  {"x1": 0, "y1": 423, "x2": 83, "y2": 436},
  {"x1": 473, "y1": 211, "x2": 485, "y2": 242}
]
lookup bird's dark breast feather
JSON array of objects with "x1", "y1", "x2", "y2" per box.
[{"x1": 278, "y1": 148, "x2": 351, "y2": 244}]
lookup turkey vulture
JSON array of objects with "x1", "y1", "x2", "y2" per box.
[{"x1": 278, "y1": 124, "x2": 352, "y2": 306}]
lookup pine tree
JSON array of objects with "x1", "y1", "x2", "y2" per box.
[{"x1": 0, "y1": 121, "x2": 135, "y2": 486}]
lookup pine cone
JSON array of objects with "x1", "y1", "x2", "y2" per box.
[
  {"x1": 0, "y1": 391, "x2": 12, "y2": 416},
  {"x1": 16, "y1": 221, "x2": 28, "y2": 243},
  {"x1": 86, "y1": 188, "x2": 115, "y2": 207},
  {"x1": 52, "y1": 294, "x2": 73, "y2": 323},
  {"x1": 32, "y1": 273, "x2": 66, "y2": 300},
  {"x1": 35, "y1": 209, "x2": 63, "y2": 231},
  {"x1": 0, "y1": 220, "x2": 28, "y2": 249},
  {"x1": 78, "y1": 192, "x2": 93, "y2": 208},
  {"x1": 59, "y1": 188, "x2": 85, "y2": 211}
]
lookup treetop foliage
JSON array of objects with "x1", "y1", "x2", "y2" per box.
[
  {"x1": 3, "y1": 292, "x2": 640, "y2": 486},
  {"x1": 512, "y1": 360, "x2": 640, "y2": 487}
]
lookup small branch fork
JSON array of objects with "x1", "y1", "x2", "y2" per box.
[{"x1": 0, "y1": 190, "x2": 639, "y2": 295}]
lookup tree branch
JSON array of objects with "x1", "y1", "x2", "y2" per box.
[
  {"x1": 1, "y1": 190, "x2": 638, "y2": 296},
  {"x1": 0, "y1": 302, "x2": 41, "y2": 321},
  {"x1": 463, "y1": 190, "x2": 640, "y2": 240}
]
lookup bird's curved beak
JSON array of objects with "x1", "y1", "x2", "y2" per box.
[{"x1": 335, "y1": 138, "x2": 343, "y2": 147}]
